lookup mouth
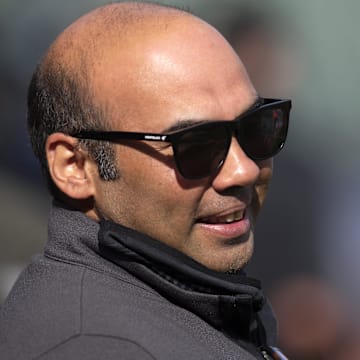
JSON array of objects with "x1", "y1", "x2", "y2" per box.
[
  {"x1": 196, "y1": 207, "x2": 251, "y2": 239},
  {"x1": 198, "y1": 209, "x2": 245, "y2": 225}
]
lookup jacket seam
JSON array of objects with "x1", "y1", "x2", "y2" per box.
[{"x1": 32, "y1": 333, "x2": 157, "y2": 360}]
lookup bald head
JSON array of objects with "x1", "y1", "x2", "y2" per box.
[
  {"x1": 28, "y1": 1, "x2": 253, "y2": 196},
  {"x1": 42, "y1": 2, "x2": 193, "y2": 93}
]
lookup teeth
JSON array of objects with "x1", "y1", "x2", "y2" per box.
[
  {"x1": 204, "y1": 210, "x2": 244, "y2": 224},
  {"x1": 223, "y1": 210, "x2": 243, "y2": 223},
  {"x1": 234, "y1": 211, "x2": 243, "y2": 221},
  {"x1": 224, "y1": 214, "x2": 235, "y2": 223}
]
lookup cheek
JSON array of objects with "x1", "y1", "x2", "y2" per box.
[
  {"x1": 114, "y1": 146, "x2": 205, "y2": 225},
  {"x1": 120, "y1": 172, "x2": 207, "y2": 248}
]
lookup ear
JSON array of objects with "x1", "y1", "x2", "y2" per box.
[{"x1": 46, "y1": 133, "x2": 96, "y2": 200}]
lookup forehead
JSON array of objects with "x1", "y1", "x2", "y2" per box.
[{"x1": 92, "y1": 16, "x2": 257, "y2": 132}]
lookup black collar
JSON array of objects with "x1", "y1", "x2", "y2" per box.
[{"x1": 98, "y1": 220, "x2": 272, "y2": 350}]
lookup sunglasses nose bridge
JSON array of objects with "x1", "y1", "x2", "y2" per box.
[
  {"x1": 211, "y1": 136, "x2": 261, "y2": 190},
  {"x1": 207, "y1": 123, "x2": 236, "y2": 176},
  {"x1": 217, "y1": 122, "x2": 252, "y2": 171},
  {"x1": 228, "y1": 121, "x2": 242, "y2": 151},
  {"x1": 221, "y1": 124, "x2": 235, "y2": 161}
]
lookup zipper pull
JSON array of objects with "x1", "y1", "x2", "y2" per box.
[{"x1": 259, "y1": 345, "x2": 289, "y2": 360}]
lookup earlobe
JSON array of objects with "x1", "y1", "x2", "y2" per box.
[{"x1": 46, "y1": 133, "x2": 96, "y2": 200}]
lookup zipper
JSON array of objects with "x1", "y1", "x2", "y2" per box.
[{"x1": 259, "y1": 345, "x2": 289, "y2": 360}]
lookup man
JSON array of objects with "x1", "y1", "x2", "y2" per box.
[{"x1": 0, "y1": 2, "x2": 291, "y2": 359}]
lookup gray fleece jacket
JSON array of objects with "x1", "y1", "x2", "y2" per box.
[{"x1": 0, "y1": 203, "x2": 285, "y2": 360}]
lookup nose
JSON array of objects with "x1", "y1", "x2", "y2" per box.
[{"x1": 212, "y1": 137, "x2": 260, "y2": 191}]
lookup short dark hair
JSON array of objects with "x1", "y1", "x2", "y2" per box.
[{"x1": 27, "y1": 61, "x2": 119, "y2": 198}]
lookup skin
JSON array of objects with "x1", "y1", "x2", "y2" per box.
[{"x1": 46, "y1": 3, "x2": 273, "y2": 272}]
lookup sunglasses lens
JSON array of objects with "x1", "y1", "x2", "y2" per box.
[
  {"x1": 239, "y1": 107, "x2": 288, "y2": 160},
  {"x1": 172, "y1": 101, "x2": 289, "y2": 178},
  {"x1": 175, "y1": 125, "x2": 229, "y2": 178}
]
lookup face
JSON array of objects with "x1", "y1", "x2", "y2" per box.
[{"x1": 90, "y1": 17, "x2": 273, "y2": 272}]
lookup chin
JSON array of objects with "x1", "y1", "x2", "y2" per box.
[
  {"x1": 222, "y1": 235, "x2": 254, "y2": 273},
  {"x1": 187, "y1": 231, "x2": 254, "y2": 273},
  {"x1": 201, "y1": 246, "x2": 254, "y2": 273}
]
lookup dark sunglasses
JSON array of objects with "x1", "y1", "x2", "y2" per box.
[{"x1": 72, "y1": 98, "x2": 291, "y2": 179}]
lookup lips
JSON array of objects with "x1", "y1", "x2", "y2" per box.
[{"x1": 197, "y1": 207, "x2": 250, "y2": 239}]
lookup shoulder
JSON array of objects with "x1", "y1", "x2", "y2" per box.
[
  {"x1": 0, "y1": 256, "x2": 257, "y2": 360},
  {"x1": 0, "y1": 256, "x2": 161, "y2": 360}
]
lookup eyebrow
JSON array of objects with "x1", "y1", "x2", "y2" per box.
[{"x1": 162, "y1": 96, "x2": 262, "y2": 134}]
